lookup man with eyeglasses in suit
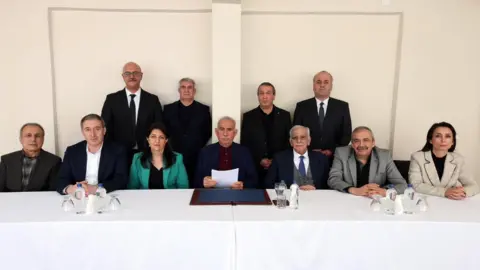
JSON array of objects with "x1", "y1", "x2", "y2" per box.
[{"x1": 101, "y1": 62, "x2": 163, "y2": 166}]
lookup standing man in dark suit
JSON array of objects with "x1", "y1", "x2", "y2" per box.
[
  {"x1": 265, "y1": 125, "x2": 330, "y2": 190},
  {"x1": 57, "y1": 114, "x2": 128, "y2": 195},
  {"x1": 293, "y1": 71, "x2": 352, "y2": 161},
  {"x1": 240, "y1": 82, "x2": 291, "y2": 187},
  {"x1": 0, "y1": 123, "x2": 61, "y2": 192},
  {"x1": 163, "y1": 78, "x2": 211, "y2": 185},
  {"x1": 101, "y1": 62, "x2": 163, "y2": 165},
  {"x1": 195, "y1": 116, "x2": 257, "y2": 189}
]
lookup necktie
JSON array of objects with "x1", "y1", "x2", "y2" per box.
[
  {"x1": 129, "y1": 94, "x2": 136, "y2": 136},
  {"x1": 318, "y1": 102, "x2": 325, "y2": 129},
  {"x1": 299, "y1": 156, "x2": 306, "y2": 177}
]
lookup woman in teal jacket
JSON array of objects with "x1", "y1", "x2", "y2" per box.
[{"x1": 129, "y1": 122, "x2": 189, "y2": 189}]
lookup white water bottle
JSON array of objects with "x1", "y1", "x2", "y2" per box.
[
  {"x1": 386, "y1": 184, "x2": 397, "y2": 201},
  {"x1": 384, "y1": 184, "x2": 397, "y2": 215},
  {"x1": 289, "y1": 183, "x2": 299, "y2": 209},
  {"x1": 402, "y1": 184, "x2": 416, "y2": 214},
  {"x1": 96, "y1": 183, "x2": 107, "y2": 198},
  {"x1": 74, "y1": 183, "x2": 85, "y2": 201}
]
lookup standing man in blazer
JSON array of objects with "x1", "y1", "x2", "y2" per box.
[
  {"x1": 57, "y1": 114, "x2": 128, "y2": 195},
  {"x1": 101, "y1": 62, "x2": 163, "y2": 165},
  {"x1": 0, "y1": 123, "x2": 61, "y2": 192},
  {"x1": 241, "y1": 82, "x2": 291, "y2": 187},
  {"x1": 293, "y1": 71, "x2": 352, "y2": 161},
  {"x1": 163, "y1": 77, "x2": 211, "y2": 185},
  {"x1": 328, "y1": 126, "x2": 407, "y2": 196}
]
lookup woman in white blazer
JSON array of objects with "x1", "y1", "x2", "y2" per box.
[{"x1": 409, "y1": 122, "x2": 479, "y2": 199}]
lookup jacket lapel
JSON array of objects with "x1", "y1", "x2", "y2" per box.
[
  {"x1": 97, "y1": 144, "x2": 108, "y2": 183},
  {"x1": 308, "y1": 151, "x2": 320, "y2": 185},
  {"x1": 423, "y1": 151, "x2": 440, "y2": 185},
  {"x1": 140, "y1": 164, "x2": 150, "y2": 189},
  {"x1": 369, "y1": 148, "x2": 379, "y2": 183},
  {"x1": 163, "y1": 164, "x2": 171, "y2": 188},
  {"x1": 136, "y1": 89, "x2": 147, "y2": 132},
  {"x1": 440, "y1": 153, "x2": 457, "y2": 186},
  {"x1": 27, "y1": 150, "x2": 43, "y2": 189},
  {"x1": 285, "y1": 151, "x2": 295, "y2": 186},
  {"x1": 348, "y1": 150, "x2": 357, "y2": 187}
]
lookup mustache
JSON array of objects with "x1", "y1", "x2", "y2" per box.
[{"x1": 356, "y1": 146, "x2": 369, "y2": 150}]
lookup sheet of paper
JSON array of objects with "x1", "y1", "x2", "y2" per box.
[{"x1": 211, "y1": 169, "x2": 239, "y2": 188}]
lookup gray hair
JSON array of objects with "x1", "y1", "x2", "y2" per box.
[
  {"x1": 122, "y1": 62, "x2": 141, "y2": 73},
  {"x1": 217, "y1": 116, "x2": 236, "y2": 128},
  {"x1": 80, "y1": 113, "x2": 106, "y2": 129},
  {"x1": 352, "y1": 126, "x2": 375, "y2": 140},
  {"x1": 178, "y1": 77, "x2": 196, "y2": 88},
  {"x1": 313, "y1": 70, "x2": 333, "y2": 82},
  {"x1": 289, "y1": 125, "x2": 310, "y2": 139},
  {"x1": 19, "y1": 123, "x2": 45, "y2": 137}
]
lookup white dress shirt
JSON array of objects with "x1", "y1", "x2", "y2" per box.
[
  {"x1": 125, "y1": 88, "x2": 141, "y2": 124},
  {"x1": 293, "y1": 150, "x2": 309, "y2": 172},
  {"x1": 85, "y1": 144, "x2": 103, "y2": 185},
  {"x1": 315, "y1": 97, "x2": 329, "y2": 117}
]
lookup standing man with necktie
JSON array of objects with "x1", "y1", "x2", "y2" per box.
[
  {"x1": 293, "y1": 71, "x2": 352, "y2": 163},
  {"x1": 101, "y1": 62, "x2": 163, "y2": 166}
]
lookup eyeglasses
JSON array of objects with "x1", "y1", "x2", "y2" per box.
[{"x1": 123, "y1": 71, "x2": 143, "y2": 77}]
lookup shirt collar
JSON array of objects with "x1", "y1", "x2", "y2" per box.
[
  {"x1": 86, "y1": 144, "x2": 103, "y2": 155},
  {"x1": 315, "y1": 97, "x2": 329, "y2": 107},
  {"x1": 22, "y1": 150, "x2": 40, "y2": 159},
  {"x1": 293, "y1": 149, "x2": 309, "y2": 160},
  {"x1": 125, "y1": 88, "x2": 141, "y2": 98}
]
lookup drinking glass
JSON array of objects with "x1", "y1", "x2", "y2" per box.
[
  {"x1": 61, "y1": 195, "x2": 75, "y2": 212},
  {"x1": 370, "y1": 194, "x2": 381, "y2": 212},
  {"x1": 276, "y1": 194, "x2": 287, "y2": 209}
]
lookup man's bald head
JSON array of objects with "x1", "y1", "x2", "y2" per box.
[
  {"x1": 312, "y1": 70, "x2": 333, "y2": 100},
  {"x1": 122, "y1": 62, "x2": 143, "y2": 91}
]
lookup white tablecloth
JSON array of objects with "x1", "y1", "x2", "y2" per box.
[
  {"x1": 2, "y1": 189, "x2": 480, "y2": 270},
  {"x1": 233, "y1": 190, "x2": 480, "y2": 270},
  {"x1": 0, "y1": 190, "x2": 235, "y2": 270}
]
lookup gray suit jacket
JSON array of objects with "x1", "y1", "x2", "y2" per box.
[
  {"x1": 328, "y1": 146, "x2": 407, "y2": 193},
  {"x1": 0, "y1": 150, "x2": 61, "y2": 192},
  {"x1": 409, "y1": 151, "x2": 479, "y2": 197}
]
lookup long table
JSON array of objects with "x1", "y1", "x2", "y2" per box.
[
  {"x1": 0, "y1": 190, "x2": 235, "y2": 270},
  {"x1": 1, "y1": 190, "x2": 480, "y2": 270}
]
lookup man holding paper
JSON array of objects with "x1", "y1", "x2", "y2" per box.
[{"x1": 194, "y1": 116, "x2": 258, "y2": 189}]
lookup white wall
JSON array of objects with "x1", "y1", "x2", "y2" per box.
[
  {"x1": 52, "y1": 9, "x2": 211, "y2": 154},
  {"x1": 2, "y1": 0, "x2": 480, "y2": 180},
  {"x1": 242, "y1": 13, "x2": 400, "y2": 148}
]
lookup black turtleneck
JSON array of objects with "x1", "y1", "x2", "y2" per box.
[{"x1": 431, "y1": 150, "x2": 446, "y2": 179}]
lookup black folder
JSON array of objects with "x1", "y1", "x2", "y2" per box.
[{"x1": 190, "y1": 189, "x2": 272, "y2": 205}]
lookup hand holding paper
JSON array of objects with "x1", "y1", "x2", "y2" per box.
[{"x1": 211, "y1": 169, "x2": 239, "y2": 188}]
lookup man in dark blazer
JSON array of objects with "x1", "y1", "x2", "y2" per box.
[
  {"x1": 101, "y1": 62, "x2": 163, "y2": 164},
  {"x1": 57, "y1": 114, "x2": 128, "y2": 195},
  {"x1": 195, "y1": 116, "x2": 257, "y2": 189},
  {"x1": 0, "y1": 123, "x2": 61, "y2": 192},
  {"x1": 293, "y1": 71, "x2": 352, "y2": 161},
  {"x1": 240, "y1": 82, "x2": 291, "y2": 188},
  {"x1": 265, "y1": 125, "x2": 329, "y2": 190},
  {"x1": 163, "y1": 78, "x2": 211, "y2": 184}
]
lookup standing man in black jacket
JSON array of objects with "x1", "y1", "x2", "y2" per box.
[
  {"x1": 293, "y1": 71, "x2": 351, "y2": 162},
  {"x1": 163, "y1": 78, "x2": 211, "y2": 185},
  {"x1": 241, "y1": 82, "x2": 291, "y2": 187},
  {"x1": 101, "y1": 62, "x2": 163, "y2": 165}
]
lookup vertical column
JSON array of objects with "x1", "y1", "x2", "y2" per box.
[{"x1": 211, "y1": 0, "x2": 242, "y2": 143}]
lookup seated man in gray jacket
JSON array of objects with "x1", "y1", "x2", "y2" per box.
[{"x1": 328, "y1": 126, "x2": 407, "y2": 197}]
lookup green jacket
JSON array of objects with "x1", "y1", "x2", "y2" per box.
[{"x1": 128, "y1": 152, "x2": 189, "y2": 189}]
